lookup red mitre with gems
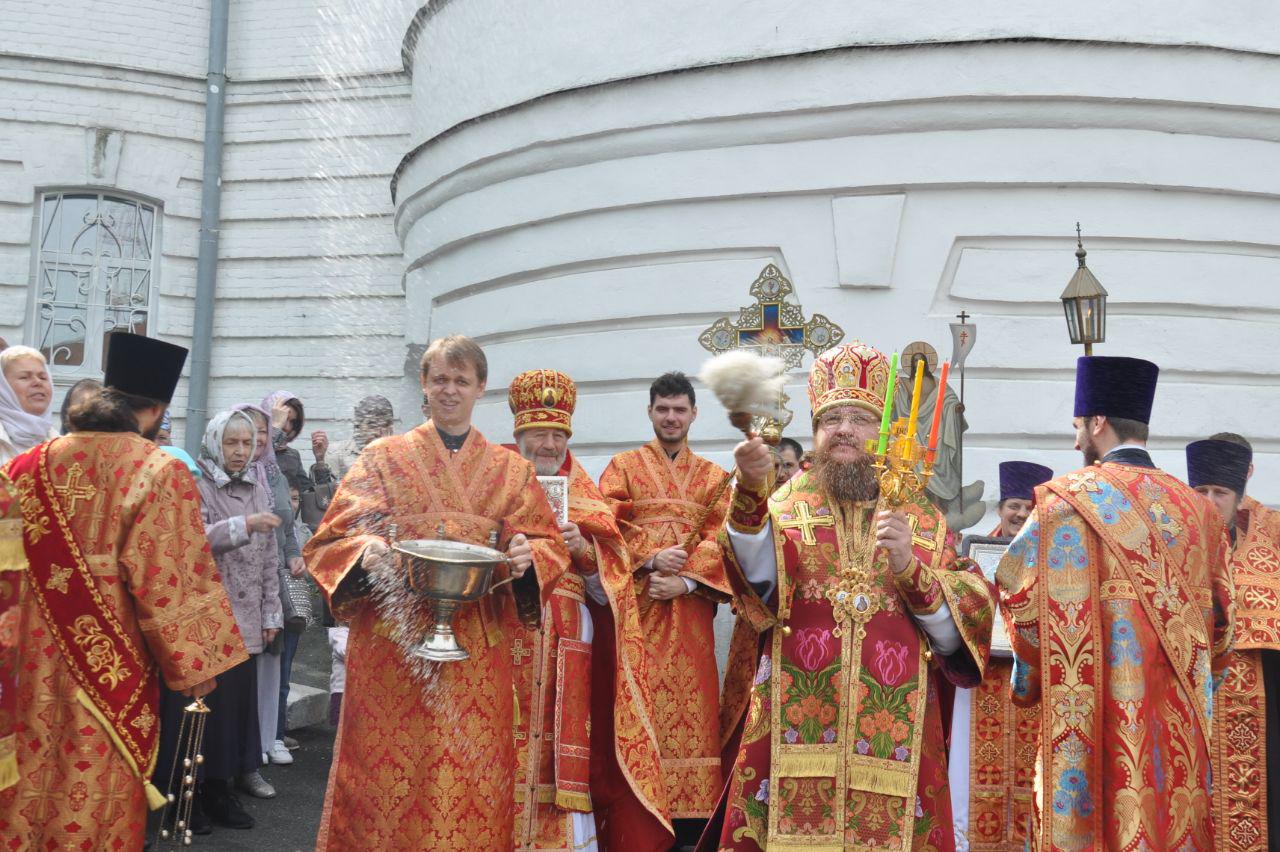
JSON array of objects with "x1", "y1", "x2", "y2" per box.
[
  {"x1": 807, "y1": 340, "x2": 890, "y2": 422},
  {"x1": 508, "y1": 369, "x2": 577, "y2": 435}
]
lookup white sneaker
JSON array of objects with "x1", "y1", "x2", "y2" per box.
[{"x1": 268, "y1": 739, "x2": 294, "y2": 765}]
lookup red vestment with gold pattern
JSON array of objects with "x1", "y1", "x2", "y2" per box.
[
  {"x1": 998, "y1": 462, "x2": 1234, "y2": 851},
  {"x1": 599, "y1": 439, "x2": 731, "y2": 819},
  {"x1": 713, "y1": 471, "x2": 994, "y2": 851},
  {"x1": 0, "y1": 435, "x2": 247, "y2": 850},
  {"x1": 306, "y1": 424, "x2": 569, "y2": 850},
  {"x1": 1214, "y1": 497, "x2": 1280, "y2": 851},
  {"x1": 948, "y1": 524, "x2": 1038, "y2": 850},
  {"x1": 508, "y1": 450, "x2": 673, "y2": 850}
]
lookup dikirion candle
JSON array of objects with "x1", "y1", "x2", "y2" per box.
[
  {"x1": 876, "y1": 351, "x2": 899, "y2": 455},
  {"x1": 925, "y1": 360, "x2": 951, "y2": 464}
]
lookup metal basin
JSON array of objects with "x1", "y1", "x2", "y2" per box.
[{"x1": 393, "y1": 539, "x2": 507, "y2": 602}]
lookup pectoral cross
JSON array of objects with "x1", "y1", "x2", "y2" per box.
[
  {"x1": 778, "y1": 502, "x2": 835, "y2": 546},
  {"x1": 54, "y1": 464, "x2": 96, "y2": 518},
  {"x1": 511, "y1": 637, "x2": 533, "y2": 666}
]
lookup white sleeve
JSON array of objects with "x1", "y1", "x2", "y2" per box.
[
  {"x1": 726, "y1": 520, "x2": 778, "y2": 599},
  {"x1": 583, "y1": 571, "x2": 608, "y2": 607},
  {"x1": 912, "y1": 603, "x2": 962, "y2": 656}
]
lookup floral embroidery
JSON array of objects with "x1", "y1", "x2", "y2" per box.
[
  {"x1": 1085, "y1": 481, "x2": 1131, "y2": 524},
  {"x1": 1047, "y1": 525, "x2": 1087, "y2": 571},
  {"x1": 856, "y1": 667, "x2": 918, "y2": 761},
  {"x1": 872, "y1": 639, "x2": 910, "y2": 687},
  {"x1": 779, "y1": 659, "x2": 839, "y2": 745},
  {"x1": 792, "y1": 627, "x2": 835, "y2": 672},
  {"x1": 1108, "y1": 616, "x2": 1142, "y2": 665}
]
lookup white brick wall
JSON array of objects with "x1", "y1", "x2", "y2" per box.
[{"x1": 0, "y1": 1, "x2": 412, "y2": 451}]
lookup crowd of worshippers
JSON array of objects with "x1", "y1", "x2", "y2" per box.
[{"x1": 0, "y1": 330, "x2": 1276, "y2": 851}]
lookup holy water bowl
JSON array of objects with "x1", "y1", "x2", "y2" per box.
[{"x1": 392, "y1": 539, "x2": 510, "y2": 662}]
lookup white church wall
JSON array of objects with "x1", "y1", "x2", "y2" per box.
[{"x1": 396, "y1": 35, "x2": 1280, "y2": 526}]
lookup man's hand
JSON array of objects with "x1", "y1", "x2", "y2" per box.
[
  {"x1": 876, "y1": 510, "x2": 914, "y2": 574},
  {"x1": 560, "y1": 522, "x2": 589, "y2": 558},
  {"x1": 263, "y1": 628, "x2": 279, "y2": 646},
  {"x1": 648, "y1": 574, "x2": 690, "y2": 600},
  {"x1": 652, "y1": 546, "x2": 688, "y2": 575},
  {"x1": 247, "y1": 512, "x2": 282, "y2": 534},
  {"x1": 734, "y1": 435, "x2": 774, "y2": 489},
  {"x1": 182, "y1": 677, "x2": 217, "y2": 699},
  {"x1": 507, "y1": 533, "x2": 533, "y2": 579},
  {"x1": 289, "y1": 556, "x2": 306, "y2": 577},
  {"x1": 362, "y1": 539, "x2": 395, "y2": 577},
  {"x1": 311, "y1": 430, "x2": 329, "y2": 462}
]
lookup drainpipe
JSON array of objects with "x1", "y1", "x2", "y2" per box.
[{"x1": 185, "y1": 0, "x2": 229, "y2": 455}]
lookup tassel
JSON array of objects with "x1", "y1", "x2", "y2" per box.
[{"x1": 512, "y1": 682, "x2": 521, "y2": 728}]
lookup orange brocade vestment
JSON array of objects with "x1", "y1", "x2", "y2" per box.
[
  {"x1": 305, "y1": 424, "x2": 569, "y2": 850},
  {"x1": 0, "y1": 434, "x2": 247, "y2": 851},
  {"x1": 998, "y1": 461, "x2": 1234, "y2": 851},
  {"x1": 1214, "y1": 497, "x2": 1280, "y2": 851},
  {"x1": 599, "y1": 440, "x2": 731, "y2": 819}
]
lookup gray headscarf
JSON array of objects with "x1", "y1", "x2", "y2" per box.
[{"x1": 198, "y1": 410, "x2": 259, "y2": 487}]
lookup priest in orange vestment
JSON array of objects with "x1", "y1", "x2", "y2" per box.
[
  {"x1": 599, "y1": 371, "x2": 731, "y2": 838},
  {"x1": 1187, "y1": 437, "x2": 1280, "y2": 852},
  {"x1": 998, "y1": 356, "x2": 1235, "y2": 850},
  {"x1": 506, "y1": 369, "x2": 672, "y2": 851},
  {"x1": 0, "y1": 333, "x2": 246, "y2": 850},
  {"x1": 306, "y1": 336, "x2": 570, "y2": 850},
  {"x1": 948, "y1": 461, "x2": 1050, "y2": 850}
]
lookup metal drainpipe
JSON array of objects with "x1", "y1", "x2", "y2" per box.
[{"x1": 184, "y1": 0, "x2": 229, "y2": 455}]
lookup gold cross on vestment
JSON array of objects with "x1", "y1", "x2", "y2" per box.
[
  {"x1": 511, "y1": 637, "x2": 534, "y2": 666},
  {"x1": 777, "y1": 502, "x2": 835, "y2": 546},
  {"x1": 906, "y1": 514, "x2": 938, "y2": 552},
  {"x1": 54, "y1": 464, "x2": 96, "y2": 518}
]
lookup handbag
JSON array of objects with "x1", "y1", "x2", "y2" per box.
[
  {"x1": 300, "y1": 482, "x2": 337, "y2": 531},
  {"x1": 279, "y1": 568, "x2": 313, "y2": 634}
]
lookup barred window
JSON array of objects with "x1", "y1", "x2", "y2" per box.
[{"x1": 30, "y1": 191, "x2": 159, "y2": 377}]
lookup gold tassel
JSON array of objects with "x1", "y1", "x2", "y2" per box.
[
  {"x1": 847, "y1": 761, "x2": 913, "y2": 798},
  {"x1": 777, "y1": 751, "x2": 837, "y2": 777},
  {"x1": 0, "y1": 734, "x2": 16, "y2": 792},
  {"x1": 554, "y1": 790, "x2": 592, "y2": 813},
  {"x1": 512, "y1": 682, "x2": 521, "y2": 728}
]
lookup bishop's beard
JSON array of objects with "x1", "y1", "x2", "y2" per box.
[{"x1": 813, "y1": 443, "x2": 878, "y2": 504}]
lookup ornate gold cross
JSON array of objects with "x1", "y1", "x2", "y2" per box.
[
  {"x1": 778, "y1": 502, "x2": 835, "y2": 546},
  {"x1": 906, "y1": 513, "x2": 938, "y2": 552},
  {"x1": 54, "y1": 464, "x2": 96, "y2": 518},
  {"x1": 510, "y1": 637, "x2": 534, "y2": 666}
]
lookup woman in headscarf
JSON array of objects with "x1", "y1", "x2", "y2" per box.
[
  {"x1": 233, "y1": 402, "x2": 303, "y2": 768},
  {"x1": 155, "y1": 410, "x2": 283, "y2": 832},
  {"x1": 0, "y1": 346, "x2": 58, "y2": 465},
  {"x1": 261, "y1": 390, "x2": 312, "y2": 491}
]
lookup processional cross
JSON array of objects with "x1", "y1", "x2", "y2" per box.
[
  {"x1": 698, "y1": 264, "x2": 845, "y2": 428},
  {"x1": 54, "y1": 464, "x2": 97, "y2": 518}
]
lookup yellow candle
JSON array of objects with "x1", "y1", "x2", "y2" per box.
[{"x1": 906, "y1": 359, "x2": 925, "y2": 441}]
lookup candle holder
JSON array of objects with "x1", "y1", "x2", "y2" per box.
[{"x1": 866, "y1": 420, "x2": 934, "y2": 508}]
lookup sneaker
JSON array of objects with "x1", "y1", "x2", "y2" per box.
[
  {"x1": 282, "y1": 735, "x2": 300, "y2": 750},
  {"x1": 237, "y1": 770, "x2": 276, "y2": 799},
  {"x1": 202, "y1": 782, "x2": 255, "y2": 829},
  {"x1": 268, "y1": 739, "x2": 294, "y2": 765}
]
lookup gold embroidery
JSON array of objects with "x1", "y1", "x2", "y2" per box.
[
  {"x1": 130, "y1": 705, "x2": 157, "y2": 737},
  {"x1": 53, "y1": 464, "x2": 97, "y2": 519},
  {"x1": 47, "y1": 563, "x2": 72, "y2": 594},
  {"x1": 906, "y1": 513, "x2": 938, "y2": 552},
  {"x1": 1065, "y1": 471, "x2": 1099, "y2": 493},
  {"x1": 778, "y1": 502, "x2": 835, "y2": 546},
  {"x1": 70, "y1": 615, "x2": 129, "y2": 690},
  {"x1": 13, "y1": 473, "x2": 51, "y2": 545}
]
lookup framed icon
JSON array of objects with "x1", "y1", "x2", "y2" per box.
[{"x1": 961, "y1": 534, "x2": 1013, "y2": 657}]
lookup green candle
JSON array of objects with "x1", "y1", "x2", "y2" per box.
[{"x1": 876, "y1": 351, "x2": 898, "y2": 454}]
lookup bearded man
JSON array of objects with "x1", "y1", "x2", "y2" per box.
[
  {"x1": 505, "y1": 369, "x2": 672, "y2": 851},
  {"x1": 1186, "y1": 438, "x2": 1280, "y2": 852},
  {"x1": 0, "y1": 333, "x2": 246, "y2": 849},
  {"x1": 599, "y1": 371, "x2": 732, "y2": 843},
  {"x1": 305, "y1": 335, "x2": 570, "y2": 849},
  {"x1": 997, "y1": 357, "x2": 1234, "y2": 850},
  {"x1": 708, "y1": 340, "x2": 994, "y2": 851},
  {"x1": 948, "y1": 461, "x2": 1051, "y2": 850}
]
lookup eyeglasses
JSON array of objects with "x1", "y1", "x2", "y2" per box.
[{"x1": 816, "y1": 411, "x2": 880, "y2": 431}]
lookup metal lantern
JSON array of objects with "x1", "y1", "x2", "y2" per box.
[{"x1": 1060, "y1": 224, "x2": 1108, "y2": 356}]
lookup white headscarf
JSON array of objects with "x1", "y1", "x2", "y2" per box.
[
  {"x1": 0, "y1": 356, "x2": 55, "y2": 452},
  {"x1": 197, "y1": 410, "x2": 258, "y2": 487}
]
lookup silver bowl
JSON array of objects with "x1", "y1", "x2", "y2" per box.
[{"x1": 392, "y1": 538, "x2": 509, "y2": 662}]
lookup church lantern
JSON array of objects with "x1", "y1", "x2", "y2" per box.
[{"x1": 1060, "y1": 223, "x2": 1108, "y2": 356}]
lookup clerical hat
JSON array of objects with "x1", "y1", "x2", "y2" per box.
[
  {"x1": 999, "y1": 461, "x2": 1053, "y2": 502},
  {"x1": 1073, "y1": 356, "x2": 1159, "y2": 424},
  {"x1": 103, "y1": 332, "x2": 188, "y2": 404},
  {"x1": 508, "y1": 369, "x2": 577, "y2": 436},
  {"x1": 1186, "y1": 439, "x2": 1251, "y2": 495}
]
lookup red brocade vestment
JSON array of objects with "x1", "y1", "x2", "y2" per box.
[
  {"x1": 713, "y1": 470, "x2": 993, "y2": 851},
  {"x1": 1214, "y1": 498, "x2": 1280, "y2": 851},
  {"x1": 305, "y1": 424, "x2": 569, "y2": 850},
  {"x1": 998, "y1": 462, "x2": 1234, "y2": 851},
  {"x1": 599, "y1": 440, "x2": 732, "y2": 819},
  {"x1": 0, "y1": 435, "x2": 246, "y2": 850}
]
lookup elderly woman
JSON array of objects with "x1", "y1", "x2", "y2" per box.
[
  {"x1": 182, "y1": 410, "x2": 282, "y2": 827},
  {"x1": 0, "y1": 345, "x2": 58, "y2": 465}
]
